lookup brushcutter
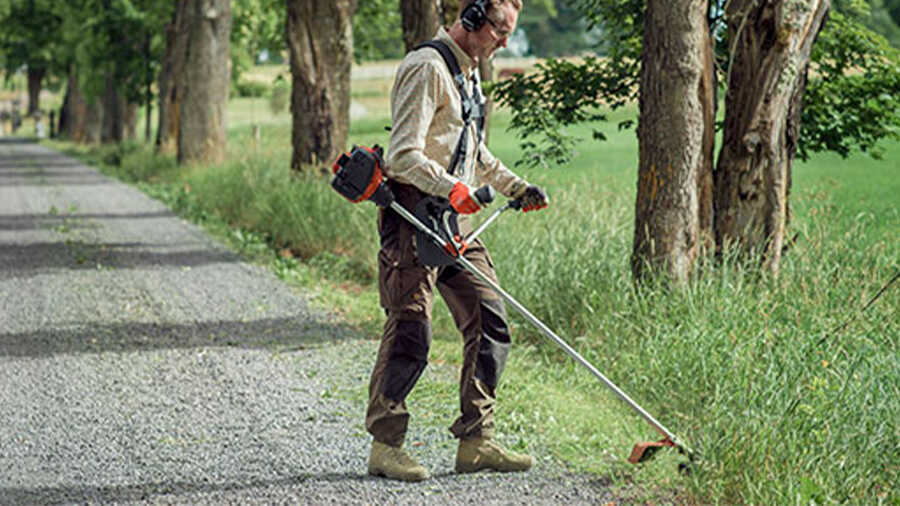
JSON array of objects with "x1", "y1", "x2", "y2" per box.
[{"x1": 332, "y1": 145, "x2": 694, "y2": 467}]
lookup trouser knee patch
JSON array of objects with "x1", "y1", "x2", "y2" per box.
[
  {"x1": 383, "y1": 320, "x2": 432, "y2": 401},
  {"x1": 475, "y1": 298, "x2": 511, "y2": 388}
]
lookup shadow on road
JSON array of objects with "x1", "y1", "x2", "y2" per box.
[
  {"x1": 0, "y1": 137, "x2": 37, "y2": 145},
  {"x1": 0, "y1": 472, "x2": 372, "y2": 505},
  {"x1": 0, "y1": 163, "x2": 114, "y2": 185},
  {"x1": 0, "y1": 211, "x2": 175, "y2": 231},
  {"x1": 0, "y1": 316, "x2": 360, "y2": 357},
  {"x1": 0, "y1": 240, "x2": 241, "y2": 280}
]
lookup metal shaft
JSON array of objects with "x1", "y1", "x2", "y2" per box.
[
  {"x1": 389, "y1": 198, "x2": 687, "y2": 451},
  {"x1": 454, "y1": 254, "x2": 684, "y2": 448},
  {"x1": 465, "y1": 202, "x2": 512, "y2": 244}
]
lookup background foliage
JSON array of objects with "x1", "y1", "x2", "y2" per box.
[{"x1": 491, "y1": 0, "x2": 900, "y2": 168}]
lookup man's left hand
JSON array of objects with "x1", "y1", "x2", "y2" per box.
[{"x1": 517, "y1": 185, "x2": 549, "y2": 212}]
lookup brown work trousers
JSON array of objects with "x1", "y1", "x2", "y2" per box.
[{"x1": 366, "y1": 182, "x2": 512, "y2": 448}]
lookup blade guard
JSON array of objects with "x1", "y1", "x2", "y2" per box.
[
  {"x1": 331, "y1": 145, "x2": 393, "y2": 207},
  {"x1": 628, "y1": 437, "x2": 677, "y2": 464}
]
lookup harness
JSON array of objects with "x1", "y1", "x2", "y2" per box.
[{"x1": 414, "y1": 40, "x2": 486, "y2": 177}]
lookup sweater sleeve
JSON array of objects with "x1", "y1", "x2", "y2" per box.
[{"x1": 385, "y1": 58, "x2": 460, "y2": 197}]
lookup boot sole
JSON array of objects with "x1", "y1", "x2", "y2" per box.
[
  {"x1": 455, "y1": 462, "x2": 532, "y2": 474},
  {"x1": 368, "y1": 466, "x2": 430, "y2": 482}
]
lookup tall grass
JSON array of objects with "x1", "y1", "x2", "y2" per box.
[
  {"x1": 53, "y1": 93, "x2": 899, "y2": 503},
  {"x1": 480, "y1": 135, "x2": 899, "y2": 503}
]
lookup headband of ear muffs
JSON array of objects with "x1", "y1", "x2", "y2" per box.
[{"x1": 460, "y1": 0, "x2": 490, "y2": 32}]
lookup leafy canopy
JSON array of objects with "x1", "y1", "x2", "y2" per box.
[{"x1": 491, "y1": 0, "x2": 900, "y2": 168}]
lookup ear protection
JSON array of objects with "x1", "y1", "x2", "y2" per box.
[{"x1": 460, "y1": 0, "x2": 490, "y2": 32}]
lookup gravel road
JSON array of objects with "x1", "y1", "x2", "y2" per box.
[{"x1": 0, "y1": 139, "x2": 618, "y2": 505}]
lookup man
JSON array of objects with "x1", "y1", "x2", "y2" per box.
[{"x1": 366, "y1": 0, "x2": 549, "y2": 482}]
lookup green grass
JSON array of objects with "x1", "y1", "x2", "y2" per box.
[{"x1": 44, "y1": 69, "x2": 900, "y2": 504}]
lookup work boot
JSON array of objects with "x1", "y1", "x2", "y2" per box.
[
  {"x1": 368, "y1": 440, "x2": 430, "y2": 482},
  {"x1": 455, "y1": 436, "x2": 534, "y2": 473}
]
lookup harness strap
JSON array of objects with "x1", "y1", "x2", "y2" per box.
[{"x1": 414, "y1": 40, "x2": 485, "y2": 177}]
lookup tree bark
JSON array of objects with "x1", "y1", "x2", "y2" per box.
[
  {"x1": 102, "y1": 72, "x2": 125, "y2": 144},
  {"x1": 26, "y1": 67, "x2": 45, "y2": 117},
  {"x1": 145, "y1": 32, "x2": 153, "y2": 143},
  {"x1": 400, "y1": 0, "x2": 440, "y2": 52},
  {"x1": 440, "y1": 0, "x2": 461, "y2": 26},
  {"x1": 59, "y1": 67, "x2": 89, "y2": 142},
  {"x1": 286, "y1": 0, "x2": 356, "y2": 173},
  {"x1": 124, "y1": 102, "x2": 138, "y2": 141},
  {"x1": 714, "y1": 0, "x2": 829, "y2": 275},
  {"x1": 632, "y1": 0, "x2": 715, "y2": 282},
  {"x1": 177, "y1": 0, "x2": 232, "y2": 165},
  {"x1": 83, "y1": 98, "x2": 104, "y2": 145},
  {"x1": 157, "y1": 0, "x2": 190, "y2": 154}
]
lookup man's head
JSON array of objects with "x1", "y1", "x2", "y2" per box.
[{"x1": 455, "y1": 0, "x2": 521, "y2": 60}]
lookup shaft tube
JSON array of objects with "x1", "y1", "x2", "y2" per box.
[
  {"x1": 389, "y1": 198, "x2": 688, "y2": 453},
  {"x1": 456, "y1": 254, "x2": 686, "y2": 449}
]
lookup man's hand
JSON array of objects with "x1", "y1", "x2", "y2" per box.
[
  {"x1": 449, "y1": 182, "x2": 482, "y2": 214},
  {"x1": 517, "y1": 185, "x2": 549, "y2": 212}
]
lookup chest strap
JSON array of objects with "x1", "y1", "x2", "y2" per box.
[{"x1": 414, "y1": 40, "x2": 485, "y2": 177}]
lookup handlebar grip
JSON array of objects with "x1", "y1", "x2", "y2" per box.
[{"x1": 474, "y1": 185, "x2": 496, "y2": 206}]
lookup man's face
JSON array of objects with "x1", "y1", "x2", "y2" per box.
[{"x1": 474, "y1": 2, "x2": 518, "y2": 60}]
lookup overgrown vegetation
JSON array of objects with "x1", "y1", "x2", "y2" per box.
[{"x1": 49, "y1": 100, "x2": 899, "y2": 503}]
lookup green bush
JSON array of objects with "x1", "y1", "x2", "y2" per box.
[
  {"x1": 269, "y1": 76, "x2": 290, "y2": 115},
  {"x1": 232, "y1": 79, "x2": 270, "y2": 98}
]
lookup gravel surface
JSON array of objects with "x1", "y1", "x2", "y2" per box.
[{"x1": 0, "y1": 139, "x2": 620, "y2": 505}]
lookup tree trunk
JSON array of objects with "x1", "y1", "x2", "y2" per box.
[
  {"x1": 26, "y1": 67, "x2": 45, "y2": 117},
  {"x1": 440, "y1": 0, "x2": 461, "y2": 26},
  {"x1": 177, "y1": 0, "x2": 232, "y2": 165},
  {"x1": 102, "y1": 72, "x2": 125, "y2": 144},
  {"x1": 124, "y1": 102, "x2": 138, "y2": 141},
  {"x1": 286, "y1": 0, "x2": 356, "y2": 173},
  {"x1": 157, "y1": 0, "x2": 190, "y2": 154},
  {"x1": 145, "y1": 32, "x2": 153, "y2": 143},
  {"x1": 714, "y1": 0, "x2": 829, "y2": 275},
  {"x1": 632, "y1": 0, "x2": 715, "y2": 282},
  {"x1": 60, "y1": 67, "x2": 89, "y2": 142},
  {"x1": 400, "y1": 0, "x2": 440, "y2": 52},
  {"x1": 83, "y1": 98, "x2": 104, "y2": 145}
]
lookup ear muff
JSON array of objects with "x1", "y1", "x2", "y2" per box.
[{"x1": 460, "y1": 0, "x2": 489, "y2": 32}]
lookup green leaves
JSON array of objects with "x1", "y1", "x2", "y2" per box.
[
  {"x1": 0, "y1": 0, "x2": 64, "y2": 76},
  {"x1": 489, "y1": 0, "x2": 643, "y2": 169},
  {"x1": 801, "y1": 10, "x2": 900, "y2": 160},
  {"x1": 231, "y1": 0, "x2": 285, "y2": 60},
  {"x1": 493, "y1": 0, "x2": 900, "y2": 169},
  {"x1": 353, "y1": 0, "x2": 403, "y2": 62},
  {"x1": 491, "y1": 55, "x2": 634, "y2": 168}
]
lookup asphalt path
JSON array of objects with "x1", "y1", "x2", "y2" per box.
[{"x1": 0, "y1": 138, "x2": 618, "y2": 505}]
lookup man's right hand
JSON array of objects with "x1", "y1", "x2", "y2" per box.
[{"x1": 449, "y1": 182, "x2": 482, "y2": 214}]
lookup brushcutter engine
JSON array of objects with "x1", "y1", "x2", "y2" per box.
[
  {"x1": 332, "y1": 144, "x2": 495, "y2": 266},
  {"x1": 331, "y1": 145, "x2": 394, "y2": 207}
]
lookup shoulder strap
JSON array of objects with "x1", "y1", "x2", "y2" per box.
[
  {"x1": 414, "y1": 40, "x2": 469, "y2": 103},
  {"x1": 413, "y1": 39, "x2": 485, "y2": 177}
]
